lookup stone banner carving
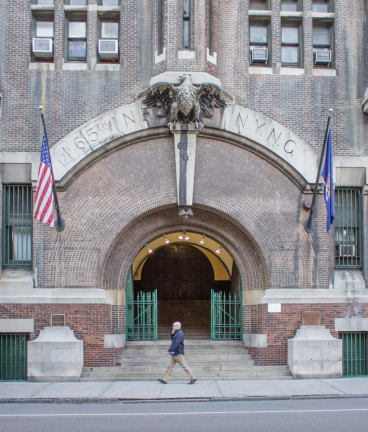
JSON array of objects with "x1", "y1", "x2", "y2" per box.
[{"x1": 51, "y1": 102, "x2": 318, "y2": 183}]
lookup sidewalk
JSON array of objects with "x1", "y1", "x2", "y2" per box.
[{"x1": 1, "y1": 378, "x2": 368, "y2": 402}]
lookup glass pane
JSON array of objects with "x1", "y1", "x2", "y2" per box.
[
  {"x1": 282, "y1": 46, "x2": 298, "y2": 63},
  {"x1": 313, "y1": 27, "x2": 329, "y2": 45},
  {"x1": 69, "y1": 0, "x2": 87, "y2": 5},
  {"x1": 69, "y1": 40, "x2": 87, "y2": 58},
  {"x1": 250, "y1": 26, "x2": 267, "y2": 43},
  {"x1": 69, "y1": 21, "x2": 86, "y2": 38},
  {"x1": 313, "y1": 1, "x2": 328, "y2": 12},
  {"x1": 102, "y1": 0, "x2": 119, "y2": 5},
  {"x1": 282, "y1": 27, "x2": 298, "y2": 43},
  {"x1": 281, "y1": 1, "x2": 298, "y2": 11},
  {"x1": 36, "y1": 21, "x2": 54, "y2": 38},
  {"x1": 249, "y1": 0, "x2": 267, "y2": 10},
  {"x1": 101, "y1": 22, "x2": 119, "y2": 39},
  {"x1": 37, "y1": 0, "x2": 54, "y2": 4}
]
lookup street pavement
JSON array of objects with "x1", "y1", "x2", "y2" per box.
[{"x1": 0, "y1": 377, "x2": 368, "y2": 402}]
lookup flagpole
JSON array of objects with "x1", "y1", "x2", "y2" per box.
[
  {"x1": 39, "y1": 105, "x2": 65, "y2": 232},
  {"x1": 304, "y1": 108, "x2": 333, "y2": 233}
]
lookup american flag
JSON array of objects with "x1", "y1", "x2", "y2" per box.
[{"x1": 33, "y1": 131, "x2": 55, "y2": 228}]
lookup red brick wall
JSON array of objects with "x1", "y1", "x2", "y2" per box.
[
  {"x1": 248, "y1": 303, "x2": 368, "y2": 366},
  {"x1": 0, "y1": 303, "x2": 120, "y2": 367}
]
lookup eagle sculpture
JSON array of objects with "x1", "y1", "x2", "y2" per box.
[{"x1": 135, "y1": 74, "x2": 235, "y2": 128}]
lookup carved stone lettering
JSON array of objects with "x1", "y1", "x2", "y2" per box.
[
  {"x1": 53, "y1": 142, "x2": 75, "y2": 166},
  {"x1": 236, "y1": 113, "x2": 248, "y2": 134},
  {"x1": 284, "y1": 139, "x2": 296, "y2": 156},
  {"x1": 122, "y1": 111, "x2": 136, "y2": 126},
  {"x1": 267, "y1": 129, "x2": 283, "y2": 148},
  {"x1": 255, "y1": 119, "x2": 266, "y2": 134}
]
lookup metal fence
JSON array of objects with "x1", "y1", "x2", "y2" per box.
[
  {"x1": 211, "y1": 290, "x2": 242, "y2": 340},
  {"x1": 0, "y1": 334, "x2": 29, "y2": 381},
  {"x1": 334, "y1": 188, "x2": 362, "y2": 268},
  {"x1": 2, "y1": 185, "x2": 32, "y2": 267},
  {"x1": 126, "y1": 290, "x2": 158, "y2": 341},
  {"x1": 339, "y1": 332, "x2": 366, "y2": 377}
]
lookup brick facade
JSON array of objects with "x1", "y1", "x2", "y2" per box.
[{"x1": 1, "y1": 0, "x2": 368, "y2": 372}]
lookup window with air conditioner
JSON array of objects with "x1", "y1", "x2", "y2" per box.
[
  {"x1": 313, "y1": 25, "x2": 332, "y2": 66},
  {"x1": 99, "y1": 21, "x2": 119, "y2": 60},
  {"x1": 32, "y1": 20, "x2": 54, "y2": 59},
  {"x1": 334, "y1": 188, "x2": 362, "y2": 268},
  {"x1": 281, "y1": 25, "x2": 301, "y2": 66},
  {"x1": 249, "y1": 25, "x2": 269, "y2": 65},
  {"x1": 67, "y1": 20, "x2": 87, "y2": 61}
]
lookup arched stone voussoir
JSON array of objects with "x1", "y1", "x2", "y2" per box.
[
  {"x1": 50, "y1": 102, "x2": 318, "y2": 190},
  {"x1": 101, "y1": 205, "x2": 270, "y2": 293}
]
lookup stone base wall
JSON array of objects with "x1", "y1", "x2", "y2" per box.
[
  {"x1": 248, "y1": 303, "x2": 368, "y2": 366},
  {"x1": 0, "y1": 303, "x2": 120, "y2": 367}
]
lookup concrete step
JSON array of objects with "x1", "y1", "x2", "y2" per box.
[{"x1": 118, "y1": 355, "x2": 253, "y2": 363}]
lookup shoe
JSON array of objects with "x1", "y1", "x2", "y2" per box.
[
  {"x1": 158, "y1": 379, "x2": 167, "y2": 384},
  {"x1": 188, "y1": 379, "x2": 197, "y2": 385}
]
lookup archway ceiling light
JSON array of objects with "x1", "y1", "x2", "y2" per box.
[{"x1": 133, "y1": 232, "x2": 233, "y2": 279}]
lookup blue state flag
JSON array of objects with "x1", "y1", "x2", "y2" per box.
[{"x1": 321, "y1": 127, "x2": 334, "y2": 233}]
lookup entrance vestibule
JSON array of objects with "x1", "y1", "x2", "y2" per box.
[{"x1": 130, "y1": 232, "x2": 239, "y2": 339}]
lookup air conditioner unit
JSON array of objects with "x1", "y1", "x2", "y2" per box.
[
  {"x1": 339, "y1": 245, "x2": 356, "y2": 257},
  {"x1": 98, "y1": 39, "x2": 119, "y2": 59},
  {"x1": 250, "y1": 47, "x2": 268, "y2": 65},
  {"x1": 314, "y1": 49, "x2": 332, "y2": 66},
  {"x1": 32, "y1": 38, "x2": 53, "y2": 58}
]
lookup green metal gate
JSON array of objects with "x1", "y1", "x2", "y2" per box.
[
  {"x1": 126, "y1": 290, "x2": 158, "y2": 341},
  {"x1": 211, "y1": 290, "x2": 242, "y2": 340},
  {"x1": 0, "y1": 334, "x2": 29, "y2": 381},
  {"x1": 339, "y1": 332, "x2": 367, "y2": 377}
]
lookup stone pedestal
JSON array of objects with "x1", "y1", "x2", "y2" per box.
[
  {"x1": 288, "y1": 326, "x2": 342, "y2": 379},
  {"x1": 28, "y1": 327, "x2": 83, "y2": 382}
]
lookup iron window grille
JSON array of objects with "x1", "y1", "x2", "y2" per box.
[
  {"x1": 2, "y1": 185, "x2": 32, "y2": 268},
  {"x1": 0, "y1": 334, "x2": 29, "y2": 381},
  {"x1": 339, "y1": 332, "x2": 367, "y2": 377},
  {"x1": 334, "y1": 188, "x2": 362, "y2": 269}
]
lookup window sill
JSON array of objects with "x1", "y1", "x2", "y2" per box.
[
  {"x1": 248, "y1": 10, "x2": 272, "y2": 16},
  {"x1": 95, "y1": 63, "x2": 120, "y2": 71},
  {"x1": 64, "y1": 5, "x2": 88, "y2": 12},
  {"x1": 249, "y1": 66, "x2": 272, "y2": 75},
  {"x1": 280, "y1": 67, "x2": 304, "y2": 76},
  {"x1": 29, "y1": 62, "x2": 55, "y2": 70},
  {"x1": 30, "y1": 5, "x2": 55, "y2": 11},
  {"x1": 312, "y1": 68, "x2": 336, "y2": 77},
  {"x1": 62, "y1": 62, "x2": 88, "y2": 71}
]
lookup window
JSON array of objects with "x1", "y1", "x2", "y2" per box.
[
  {"x1": 99, "y1": 0, "x2": 120, "y2": 5},
  {"x1": 67, "y1": 20, "x2": 87, "y2": 61},
  {"x1": 36, "y1": 21, "x2": 54, "y2": 38},
  {"x1": 2, "y1": 186, "x2": 32, "y2": 267},
  {"x1": 99, "y1": 21, "x2": 119, "y2": 60},
  {"x1": 313, "y1": 26, "x2": 330, "y2": 48},
  {"x1": 281, "y1": 1, "x2": 299, "y2": 11},
  {"x1": 312, "y1": 1, "x2": 329, "y2": 12},
  {"x1": 249, "y1": 24, "x2": 269, "y2": 65},
  {"x1": 249, "y1": 0, "x2": 268, "y2": 10},
  {"x1": 32, "y1": 16, "x2": 54, "y2": 60},
  {"x1": 68, "y1": 0, "x2": 87, "y2": 5},
  {"x1": 334, "y1": 188, "x2": 362, "y2": 268},
  {"x1": 281, "y1": 26, "x2": 300, "y2": 66},
  {"x1": 34, "y1": 0, "x2": 54, "y2": 4}
]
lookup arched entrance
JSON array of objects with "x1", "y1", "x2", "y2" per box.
[
  {"x1": 135, "y1": 243, "x2": 230, "y2": 337},
  {"x1": 127, "y1": 232, "x2": 242, "y2": 340}
]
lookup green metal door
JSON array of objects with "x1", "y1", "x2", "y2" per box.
[
  {"x1": 126, "y1": 269, "x2": 158, "y2": 340},
  {"x1": 0, "y1": 334, "x2": 29, "y2": 381},
  {"x1": 211, "y1": 290, "x2": 242, "y2": 340},
  {"x1": 339, "y1": 332, "x2": 367, "y2": 376}
]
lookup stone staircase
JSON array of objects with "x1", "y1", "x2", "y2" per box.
[{"x1": 80, "y1": 339, "x2": 292, "y2": 381}]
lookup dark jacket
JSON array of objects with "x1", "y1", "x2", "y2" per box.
[{"x1": 168, "y1": 329, "x2": 185, "y2": 355}]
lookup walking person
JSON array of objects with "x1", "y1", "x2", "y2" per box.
[{"x1": 158, "y1": 321, "x2": 197, "y2": 384}]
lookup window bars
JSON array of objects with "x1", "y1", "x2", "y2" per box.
[
  {"x1": 2, "y1": 185, "x2": 32, "y2": 267},
  {"x1": 334, "y1": 188, "x2": 362, "y2": 268}
]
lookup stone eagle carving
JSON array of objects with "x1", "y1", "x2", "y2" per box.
[{"x1": 136, "y1": 73, "x2": 235, "y2": 128}]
